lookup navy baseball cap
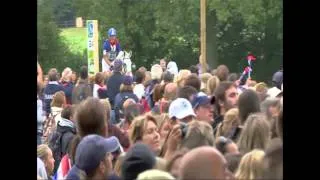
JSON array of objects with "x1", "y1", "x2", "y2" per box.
[
  {"x1": 75, "y1": 135, "x2": 120, "y2": 174},
  {"x1": 191, "y1": 94, "x2": 216, "y2": 109},
  {"x1": 123, "y1": 75, "x2": 133, "y2": 85}
]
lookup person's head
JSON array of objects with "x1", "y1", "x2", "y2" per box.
[
  {"x1": 135, "y1": 70, "x2": 145, "y2": 84},
  {"x1": 215, "y1": 81, "x2": 239, "y2": 115},
  {"x1": 37, "y1": 144, "x2": 55, "y2": 175},
  {"x1": 166, "y1": 61, "x2": 179, "y2": 76},
  {"x1": 75, "y1": 97, "x2": 108, "y2": 138},
  {"x1": 143, "y1": 71, "x2": 152, "y2": 86},
  {"x1": 191, "y1": 94, "x2": 215, "y2": 123},
  {"x1": 121, "y1": 143, "x2": 156, "y2": 180},
  {"x1": 261, "y1": 138, "x2": 283, "y2": 179},
  {"x1": 151, "y1": 64, "x2": 163, "y2": 80},
  {"x1": 206, "y1": 76, "x2": 220, "y2": 96},
  {"x1": 108, "y1": 27, "x2": 117, "y2": 40},
  {"x1": 199, "y1": 73, "x2": 212, "y2": 90},
  {"x1": 61, "y1": 67, "x2": 73, "y2": 82},
  {"x1": 272, "y1": 70, "x2": 283, "y2": 89},
  {"x1": 237, "y1": 113, "x2": 271, "y2": 154},
  {"x1": 129, "y1": 114, "x2": 161, "y2": 153},
  {"x1": 181, "y1": 120, "x2": 215, "y2": 149},
  {"x1": 169, "y1": 98, "x2": 196, "y2": 123},
  {"x1": 48, "y1": 68, "x2": 58, "y2": 81},
  {"x1": 163, "y1": 83, "x2": 177, "y2": 101},
  {"x1": 215, "y1": 136, "x2": 239, "y2": 155},
  {"x1": 254, "y1": 82, "x2": 268, "y2": 101},
  {"x1": 95, "y1": 72, "x2": 105, "y2": 85},
  {"x1": 216, "y1": 65, "x2": 230, "y2": 82},
  {"x1": 160, "y1": 59, "x2": 167, "y2": 70},
  {"x1": 238, "y1": 89, "x2": 261, "y2": 124},
  {"x1": 137, "y1": 169, "x2": 174, "y2": 180},
  {"x1": 179, "y1": 146, "x2": 233, "y2": 180},
  {"x1": 80, "y1": 65, "x2": 88, "y2": 80},
  {"x1": 120, "y1": 75, "x2": 134, "y2": 92},
  {"x1": 215, "y1": 108, "x2": 239, "y2": 137},
  {"x1": 184, "y1": 74, "x2": 201, "y2": 91},
  {"x1": 235, "y1": 149, "x2": 265, "y2": 180},
  {"x1": 50, "y1": 91, "x2": 66, "y2": 108},
  {"x1": 76, "y1": 135, "x2": 120, "y2": 179},
  {"x1": 153, "y1": 84, "x2": 165, "y2": 103},
  {"x1": 177, "y1": 86, "x2": 198, "y2": 101},
  {"x1": 113, "y1": 59, "x2": 123, "y2": 73},
  {"x1": 176, "y1": 69, "x2": 191, "y2": 87},
  {"x1": 227, "y1": 73, "x2": 238, "y2": 82},
  {"x1": 71, "y1": 72, "x2": 77, "y2": 83},
  {"x1": 189, "y1": 65, "x2": 199, "y2": 75},
  {"x1": 61, "y1": 104, "x2": 76, "y2": 121},
  {"x1": 261, "y1": 98, "x2": 281, "y2": 120},
  {"x1": 162, "y1": 71, "x2": 174, "y2": 83},
  {"x1": 224, "y1": 153, "x2": 243, "y2": 173},
  {"x1": 124, "y1": 103, "x2": 143, "y2": 126},
  {"x1": 166, "y1": 149, "x2": 188, "y2": 179}
]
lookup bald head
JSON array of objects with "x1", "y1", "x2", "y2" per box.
[
  {"x1": 164, "y1": 83, "x2": 178, "y2": 101},
  {"x1": 179, "y1": 146, "x2": 232, "y2": 180}
]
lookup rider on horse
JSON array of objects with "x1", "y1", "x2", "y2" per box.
[{"x1": 102, "y1": 27, "x2": 122, "y2": 72}]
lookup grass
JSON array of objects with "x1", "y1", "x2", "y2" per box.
[{"x1": 60, "y1": 28, "x2": 87, "y2": 55}]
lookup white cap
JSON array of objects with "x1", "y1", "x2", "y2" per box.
[
  {"x1": 169, "y1": 98, "x2": 196, "y2": 119},
  {"x1": 267, "y1": 87, "x2": 282, "y2": 99}
]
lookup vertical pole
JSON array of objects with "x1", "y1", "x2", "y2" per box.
[{"x1": 200, "y1": 0, "x2": 207, "y2": 74}]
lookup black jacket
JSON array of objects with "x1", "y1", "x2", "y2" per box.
[{"x1": 56, "y1": 121, "x2": 76, "y2": 156}]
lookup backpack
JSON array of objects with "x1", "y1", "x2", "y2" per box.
[
  {"x1": 42, "y1": 113, "x2": 59, "y2": 144},
  {"x1": 115, "y1": 94, "x2": 130, "y2": 123},
  {"x1": 48, "y1": 129, "x2": 64, "y2": 174}
]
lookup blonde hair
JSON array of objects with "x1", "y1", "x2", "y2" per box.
[
  {"x1": 215, "y1": 108, "x2": 239, "y2": 137},
  {"x1": 100, "y1": 98, "x2": 111, "y2": 121},
  {"x1": 175, "y1": 69, "x2": 191, "y2": 87},
  {"x1": 199, "y1": 73, "x2": 213, "y2": 90},
  {"x1": 206, "y1": 76, "x2": 220, "y2": 96},
  {"x1": 151, "y1": 64, "x2": 163, "y2": 80},
  {"x1": 51, "y1": 91, "x2": 65, "y2": 107},
  {"x1": 235, "y1": 149, "x2": 265, "y2": 180},
  {"x1": 61, "y1": 67, "x2": 72, "y2": 81},
  {"x1": 237, "y1": 113, "x2": 270, "y2": 154},
  {"x1": 129, "y1": 113, "x2": 158, "y2": 145},
  {"x1": 181, "y1": 120, "x2": 214, "y2": 149},
  {"x1": 37, "y1": 144, "x2": 50, "y2": 161}
]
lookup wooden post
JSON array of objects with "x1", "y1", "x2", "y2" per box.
[{"x1": 200, "y1": 0, "x2": 207, "y2": 74}]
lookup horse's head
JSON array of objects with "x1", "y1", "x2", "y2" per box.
[{"x1": 116, "y1": 50, "x2": 133, "y2": 74}]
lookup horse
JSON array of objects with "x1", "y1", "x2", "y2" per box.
[{"x1": 116, "y1": 50, "x2": 133, "y2": 76}]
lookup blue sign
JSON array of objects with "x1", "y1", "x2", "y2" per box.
[{"x1": 88, "y1": 22, "x2": 93, "y2": 38}]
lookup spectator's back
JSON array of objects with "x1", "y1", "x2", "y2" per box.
[
  {"x1": 44, "y1": 68, "x2": 64, "y2": 115},
  {"x1": 71, "y1": 66, "x2": 92, "y2": 104}
]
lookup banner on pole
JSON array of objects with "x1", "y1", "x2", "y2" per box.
[{"x1": 87, "y1": 20, "x2": 99, "y2": 75}]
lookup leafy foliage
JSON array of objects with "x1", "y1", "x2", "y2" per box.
[{"x1": 38, "y1": 0, "x2": 282, "y2": 82}]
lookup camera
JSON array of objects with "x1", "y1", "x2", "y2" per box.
[{"x1": 180, "y1": 122, "x2": 188, "y2": 138}]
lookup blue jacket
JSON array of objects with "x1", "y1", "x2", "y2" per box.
[
  {"x1": 106, "y1": 72, "x2": 124, "y2": 108},
  {"x1": 114, "y1": 91, "x2": 139, "y2": 122},
  {"x1": 103, "y1": 40, "x2": 121, "y2": 61},
  {"x1": 44, "y1": 82, "x2": 64, "y2": 114},
  {"x1": 61, "y1": 81, "x2": 74, "y2": 104}
]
